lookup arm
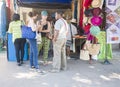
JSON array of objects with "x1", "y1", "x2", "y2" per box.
[{"x1": 53, "y1": 30, "x2": 59, "y2": 42}]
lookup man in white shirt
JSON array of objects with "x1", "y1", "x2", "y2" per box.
[{"x1": 51, "y1": 10, "x2": 68, "y2": 73}]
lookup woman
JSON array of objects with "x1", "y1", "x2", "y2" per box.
[
  {"x1": 27, "y1": 11, "x2": 42, "y2": 72},
  {"x1": 8, "y1": 14, "x2": 26, "y2": 66},
  {"x1": 37, "y1": 10, "x2": 51, "y2": 65}
]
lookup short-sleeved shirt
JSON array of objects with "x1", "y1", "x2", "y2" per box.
[
  {"x1": 8, "y1": 20, "x2": 23, "y2": 42},
  {"x1": 54, "y1": 18, "x2": 68, "y2": 39}
]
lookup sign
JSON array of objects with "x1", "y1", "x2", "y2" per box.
[{"x1": 106, "y1": 0, "x2": 120, "y2": 44}]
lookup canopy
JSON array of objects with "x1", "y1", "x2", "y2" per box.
[{"x1": 17, "y1": 0, "x2": 72, "y2": 9}]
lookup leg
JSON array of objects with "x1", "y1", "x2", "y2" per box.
[
  {"x1": 14, "y1": 39, "x2": 21, "y2": 64},
  {"x1": 31, "y1": 39, "x2": 39, "y2": 69},
  {"x1": 38, "y1": 37, "x2": 44, "y2": 56},
  {"x1": 43, "y1": 37, "x2": 50, "y2": 63},
  {"x1": 29, "y1": 39, "x2": 34, "y2": 67},
  {"x1": 52, "y1": 39, "x2": 62, "y2": 71},
  {"x1": 20, "y1": 38, "x2": 26, "y2": 62},
  {"x1": 61, "y1": 39, "x2": 67, "y2": 70},
  {"x1": 66, "y1": 46, "x2": 70, "y2": 57}
]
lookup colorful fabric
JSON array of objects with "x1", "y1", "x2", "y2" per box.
[
  {"x1": 96, "y1": 31, "x2": 112, "y2": 60},
  {"x1": 38, "y1": 37, "x2": 50, "y2": 61}
]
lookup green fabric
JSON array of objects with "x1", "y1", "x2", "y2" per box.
[
  {"x1": 96, "y1": 31, "x2": 112, "y2": 60},
  {"x1": 8, "y1": 20, "x2": 23, "y2": 42},
  {"x1": 38, "y1": 37, "x2": 50, "y2": 61}
]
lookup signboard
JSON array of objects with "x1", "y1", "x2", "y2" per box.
[{"x1": 106, "y1": 0, "x2": 120, "y2": 44}]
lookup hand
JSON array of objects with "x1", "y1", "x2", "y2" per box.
[{"x1": 52, "y1": 38, "x2": 57, "y2": 42}]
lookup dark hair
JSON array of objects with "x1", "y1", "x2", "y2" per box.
[
  {"x1": 28, "y1": 12, "x2": 33, "y2": 17},
  {"x1": 56, "y1": 10, "x2": 63, "y2": 16},
  {"x1": 32, "y1": 11, "x2": 38, "y2": 16},
  {"x1": 12, "y1": 13, "x2": 20, "y2": 21}
]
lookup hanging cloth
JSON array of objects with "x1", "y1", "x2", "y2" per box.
[
  {"x1": 79, "y1": 0, "x2": 84, "y2": 28},
  {"x1": 96, "y1": 31, "x2": 112, "y2": 60}
]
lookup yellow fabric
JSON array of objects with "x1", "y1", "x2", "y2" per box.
[{"x1": 8, "y1": 20, "x2": 23, "y2": 42}]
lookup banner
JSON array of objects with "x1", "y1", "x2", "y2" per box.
[{"x1": 106, "y1": 0, "x2": 120, "y2": 44}]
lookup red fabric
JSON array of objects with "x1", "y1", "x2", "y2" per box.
[
  {"x1": 6, "y1": 0, "x2": 11, "y2": 22},
  {"x1": 84, "y1": 23, "x2": 91, "y2": 34},
  {"x1": 84, "y1": 0, "x2": 93, "y2": 9},
  {"x1": 79, "y1": 0, "x2": 84, "y2": 28}
]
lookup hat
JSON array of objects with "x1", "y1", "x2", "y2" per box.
[
  {"x1": 90, "y1": 26, "x2": 101, "y2": 36},
  {"x1": 84, "y1": 8, "x2": 93, "y2": 17},
  {"x1": 41, "y1": 10, "x2": 48, "y2": 16},
  {"x1": 91, "y1": 0, "x2": 101, "y2": 8},
  {"x1": 84, "y1": 0, "x2": 93, "y2": 9},
  {"x1": 71, "y1": 18, "x2": 77, "y2": 23},
  {"x1": 92, "y1": 7, "x2": 101, "y2": 16},
  {"x1": 91, "y1": 16, "x2": 102, "y2": 26}
]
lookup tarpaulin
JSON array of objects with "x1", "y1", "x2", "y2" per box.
[{"x1": 17, "y1": 0, "x2": 72, "y2": 9}]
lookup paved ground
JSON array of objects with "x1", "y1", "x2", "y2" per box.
[{"x1": 0, "y1": 50, "x2": 120, "y2": 87}]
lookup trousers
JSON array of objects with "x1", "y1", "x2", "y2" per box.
[{"x1": 53, "y1": 38, "x2": 67, "y2": 70}]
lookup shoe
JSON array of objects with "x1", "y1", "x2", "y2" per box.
[
  {"x1": 29, "y1": 66, "x2": 35, "y2": 71},
  {"x1": 67, "y1": 56, "x2": 71, "y2": 59},
  {"x1": 17, "y1": 63, "x2": 21, "y2": 66},
  {"x1": 43, "y1": 61, "x2": 48, "y2": 66},
  {"x1": 50, "y1": 69, "x2": 60, "y2": 73},
  {"x1": 36, "y1": 69, "x2": 46, "y2": 74},
  {"x1": 20, "y1": 61, "x2": 24, "y2": 64}
]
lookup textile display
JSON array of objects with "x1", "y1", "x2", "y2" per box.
[
  {"x1": 0, "y1": 1, "x2": 7, "y2": 38},
  {"x1": 96, "y1": 31, "x2": 112, "y2": 60},
  {"x1": 90, "y1": 26, "x2": 100, "y2": 36},
  {"x1": 91, "y1": 16, "x2": 102, "y2": 26},
  {"x1": 106, "y1": 0, "x2": 120, "y2": 44}
]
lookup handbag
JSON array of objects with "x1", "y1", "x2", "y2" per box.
[
  {"x1": 21, "y1": 25, "x2": 36, "y2": 39},
  {"x1": 86, "y1": 43, "x2": 100, "y2": 55},
  {"x1": 80, "y1": 49, "x2": 89, "y2": 60}
]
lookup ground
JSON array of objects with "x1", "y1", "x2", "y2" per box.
[{"x1": 0, "y1": 49, "x2": 120, "y2": 87}]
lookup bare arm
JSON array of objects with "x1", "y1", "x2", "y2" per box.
[{"x1": 53, "y1": 30, "x2": 59, "y2": 42}]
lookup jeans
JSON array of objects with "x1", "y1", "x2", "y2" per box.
[
  {"x1": 14, "y1": 38, "x2": 26, "y2": 63},
  {"x1": 29, "y1": 39, "x2": 39, "y2": 69}
]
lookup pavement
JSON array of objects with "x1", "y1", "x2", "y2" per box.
[{"x1": 0, "y1": 50, "x2": 120, "y2": 87}]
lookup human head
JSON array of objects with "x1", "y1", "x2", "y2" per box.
[
  {"x1": 28, "y1": 12, "x2": 33, "y2": 18},
  {"x1": 41, "y1": 10, "x2": 48, "y2": 20},
  {"x1": 32, "y1": 11, "x2": 38, "y2": 20},
  {"x1": 55, "y1": 10, "x2": 63, "y2": 20},
  {"x1": 12, "y1": 13, "x2": 20, "y2": 21}
]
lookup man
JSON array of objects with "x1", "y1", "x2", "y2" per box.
[
  {"x1": 51, "y1": 10, "x2": 68, "y2": 73},
  {"x1": 66, "y1": 18, "x2": 78, "y2": 59}
]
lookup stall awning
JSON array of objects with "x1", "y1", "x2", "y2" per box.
[{"x1": 17, "y1": 0, "x2": 72, "y2": 9}]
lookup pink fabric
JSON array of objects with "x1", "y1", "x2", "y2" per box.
[{"x1": 87, "y1": 33, "x2": 94, "y2": 41}]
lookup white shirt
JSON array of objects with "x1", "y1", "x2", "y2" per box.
[
  {"x1": 27, "y1": 17, "x2": 36, "y2": 31},
  {"x1": 67, "y1": 23, "x2": 77, "y2": 40},
  {"x1": 54, "y1": 18, "x2": 68, "y2": 39}
]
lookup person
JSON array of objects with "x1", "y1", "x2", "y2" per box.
[
  {"x1": 66, "y1": 18, "x2": 78, "y2": 59},
  {"x1": 27, "y1": 11, "x2": 42, "y2": 72},
  {"x1": 8, "y1": 13, "x2": 26, "y2": 66},
  {"x1": 51, "y1": 10, "x2": 68, "y2": 73},
  {"x1": 37, "y1": 10, "x2": 51, "y2": 65}
]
